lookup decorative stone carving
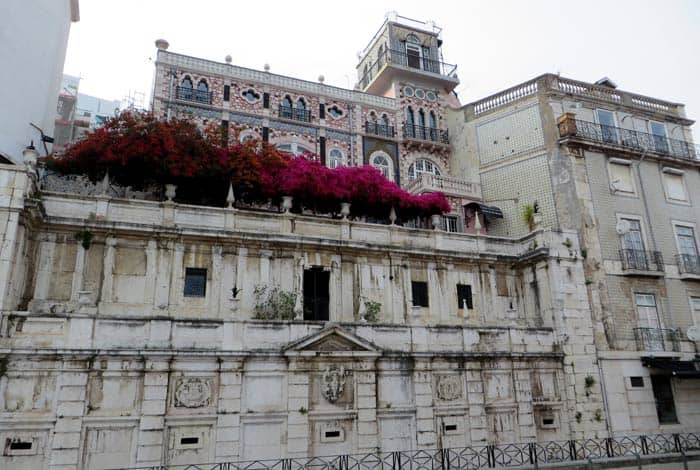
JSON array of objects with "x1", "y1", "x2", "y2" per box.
[
  {"x1": 174, "y1": 378, "x2": 212, "y2": 408},
  {"x1": 436, "y1": 375, "x2": 462, "y2": 401},
  {"x1": 321, "y1": 366, "x2": 347, "y2": 403}
]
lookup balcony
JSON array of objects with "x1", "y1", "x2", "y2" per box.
[
  {"x1": 359, "y1": 49, "x2": 458, "y2": 94},
  {"x1": 279, "y1": 105, "x2": 311, "y2": 123},
  {"x1": 620, "y1": 249, "x2": 664, "y2": 275},
  {"x1": 403, "y1": 124, "x2": 449, "y2": 148},
  {"x1": 405, "y1": 174, "x2": 482, "y2": 200},
  {"x1": 634, "y1": 327, "x2": 680, "y2": 352},
  {"x1": 677, "y1": 254, "x2": 700, "y2": 279},
  {"x1": 364, "y1": 121, "x2": 395, "y2": 138},
  {"x1": 558, "y1": 116, "x2": 700, "y2": 163},
  {"x1": 175, "y1": 86, "x2": 212, "y2": 105}
]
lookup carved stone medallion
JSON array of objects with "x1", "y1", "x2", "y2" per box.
[
  {"x1": 436, "y1": 375, "x2": 462, "y2": 401},
  {"x1": 174, "y1": 378, "x2": 212, "y2": 408},
  {"x1": 321, "y1": 366, "x2": 347, "y2": 403}
]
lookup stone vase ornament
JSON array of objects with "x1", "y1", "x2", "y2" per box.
[
  {"x1": 165, "y1": 184, "x2": 177, "y2": 202},
  {"x1": 431, "y1": 214, "x2": 442, "y2": 230},
  {"x1": 389, "y1": 206, "x2": 397, "y2": 225},
  {"x1": 340, "y1": 202, "x2": 351, "y2": 219},
  {"x1": 282, "y1": 196, "x2": 293, "y2": 213}
]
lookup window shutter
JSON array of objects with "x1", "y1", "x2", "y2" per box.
[
  {"x1": 262, "y1": 127, "x2": 269, "y2": 142},
  {"x1": 319, "y1": 104, "x2": 325, "y2": 119},
  {"x1": 263, "y1": 92, "x2": 270, "y2": 108},
  {"x1": 223, "y1": 85, "x2": 230, "y2": 101},
  {"x1": 319, "y1": 137, "x2": 326, "y2": 164}
]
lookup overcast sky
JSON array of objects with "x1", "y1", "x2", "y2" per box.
[{"x1": 65, "y1": 0, "x2": 700, "y2": 124}]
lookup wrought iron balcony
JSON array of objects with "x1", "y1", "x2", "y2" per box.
[
  {"x1": 359, "y1": 49, "x2": 457, "y2": 90},
  {"x1": 677, "y1": 254, "x2": 700, "y2": 276},
  {"x1": 364, "y1": 121, "x2": 395, "y2": 138},
  {"x1": 620, "y1": 249, "x2": 664, "y2": 273},
  {"x1": 279, "y1": 105, "x2": 311, "y2": 123},
  {"x1": 405, "y1": 174, "x2": 482, "y2": 199},
  {"x1": 558, "y1": 117, "x2": 700, "y2": 162},
  {"x1": 634, "y1": 327, "x2": 680, "y2": 352},
  {"x1": 403, "y1": 124, "x2": 449, "y2": 144},
  {"x1": 175, "y1": 86, "x2": 212, "y2": 104}
]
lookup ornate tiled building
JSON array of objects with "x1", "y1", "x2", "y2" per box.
[{"x1": 1, "y1": 13, "x2": 699, "y2": 470}]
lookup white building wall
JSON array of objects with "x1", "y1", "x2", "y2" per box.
[{"x1": 0, "y1": 0, "x2": 78, "y2": 163}]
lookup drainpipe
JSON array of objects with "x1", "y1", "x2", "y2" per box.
[{"x1": 597, "y1": 357, "x2": 613, "y2": 436}]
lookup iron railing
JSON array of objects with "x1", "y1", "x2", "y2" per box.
[
  {"x1": 677, "y1": 254, "x2": 700, "y2": 275},
  {"x1": 118, "y1": 432, "x2": 700, "y2": 469},
  {"x1": 564, "y1": 119, "x2": 700, "y2": 162},
  {"x1": 620, "y1": 249, "x2": 664, "y2": 272},
  {"x1": 365, "y1": 121, "x2": 395, "y2": 138},
  {"x1": 403, "y1": 124, "x2": 449, "y2": 144},
  {"x1": 634, "y1": 327, "x2": 680, "y2": 352},
  {"x1": 175, "y1": 86, "x2": 212, "y2": 104},
  {"x1": 359, "y1": 49, "x2": 457, "y2": 89},
  {"x1": 279, "y1": 105, "x2": 312, "y2": 122}
]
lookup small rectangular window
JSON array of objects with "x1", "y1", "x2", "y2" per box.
[
  {"x1": 180, "y1": 437, "x2": 199, "y2": 445},
  {"x1": 456, "y1": 284, "x2": 473, "y2": 309},
  {"x1": 9, "y1": 441, "x2": 32, "y2": 450},
  {"x1": 444, "y1": 424, "x2": 457, "y2": 432},
  {"x1": 443, "y1": 215, "x2": 459, "y2": 233},
  {"x1": 412, "y1": 281, "x2": 429, "y2": 307},
  {"x1": 221, "y1": 120, "x2": 229, "y2": 144},
  {"x1": 262, "y1": 127, "x2": 269, "y2": 142},
  {"x1": 630, "y1": 376, "x2": 644, "y2": 388},
  {"x1": 319, "y1": 137, "x2": 326, "y2": 164},
  {"x1": 324, "y1": 431, "x2": 340, "y2": 438},
  {"x1": 223, "y1": 85, "x2": 230, "y2": 101},
  {"x1": 184, "y1": 268, "x2": 207, "y2": 297},
  {"x1": 263, "y1": 92, "x2": 270, "y2": 108},
  {"x1": 319, "y1": 103, "x2": 325, "y2": 119}
]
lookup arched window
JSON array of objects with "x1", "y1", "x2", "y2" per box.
[
  {"x1": 196, "y1": 80, "x2": 209, "y2": 103},
  {"x1": 429, "y1": 111, "x2": 438, "y2": 141},
  {"x1": 282, "y1": 96, "x2": 293, "y2": 108},
  {"x1": 370, "y1": 151, "x2": 393, "y2": 180},
  {"x1": 180, "y1": 76, "x2": 193, "y2": 100},
  {"x1": 408, "y1": 159, "x2": 441, "y2": 181},
  {"x1": 240, "y1": 131, "x2": 258, "y2": 143},
  {"x1": 417, "y1": 109, "x2": 426, "y2": 139},
  {"x1": 368, "y1": 111, "x2": 377, "y2": 123},
  {"x1": 328, "y1": 149, "x2": 344, "y2": 169},
  {"x1": 381, "y1": 113, "x2": 390, "y2": 127},
  {"x1": 280, "y1": 96, "x2": 293, "y2": 119},
  {"x1": 295, "y1": 98, "x2": 308, "y2": 121},
  {"x1": 295, "y1": 97, "x2": 306, "y2": 110},
  {"x1": 405, "y1": 34, "x2": 422, "y2": 69},
  {"x1": 429, "y1": 111, "x2": 437, "y2": 129},
  {"x1": 406, "y1": 107, "x2": 415, "y2": 138},
  {"x1": 276, "y1": 142, "x2": 313, "y2": 157}
]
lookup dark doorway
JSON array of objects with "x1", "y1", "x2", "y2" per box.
[
  {"x1": 303, "y1": 267, "x2": 330, "y2": 321},
  {"x1": 651, "y1": 375, "x2": 678, "y2": 424}
]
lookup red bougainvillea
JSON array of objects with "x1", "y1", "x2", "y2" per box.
[{"x1": 44, "y1": 111, "x2": 450, "y2": 219}]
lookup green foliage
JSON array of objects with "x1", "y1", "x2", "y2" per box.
[
  {"x1": 523, "y1": 204, "x2": 536, "y2": 230},
  {"x1": 585, "y1": 375, "x2": 596, "y2": 388},
  {"x1": 563, "y1": 238, "x2": 573, "y2": 248},
  {"x1": 253, "y1": 285, "x2": 297, "y2": 320},
  {"x1": 575, "y1": 412, "x2": 582, "y2": 423},
  {"x1": 298, "y1": 406, "x2": 307, "y2": 415},
  {"x1": 594, "y1": 408, "x2": 603, "y2": 422},
  {"x1": 363, "y1": 300, "x2": 381, "y2": 323},
  {"x1": 74, "y1": 230, "x2": 94, "y2": 250}
]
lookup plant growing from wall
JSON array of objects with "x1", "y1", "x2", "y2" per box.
[
  {"x1": 584, "y1": 374, "x2": 596, "y2": 397},
  {"x1": 575, "y1": 412, "x2": 582, "y2": 423},
  {"x1": 594, "y1": 408, "x2": 603, "y2": 422},
  {"x1": 523, "y1": 204, "x2": 536, "y2": 231},
  {"x1": 74, "y1": 230, "x2": 94, "y2": 250},
  {"x1": 253, "y1": 285, "x2": 297, "y2": 320},
  {"x1": 363, "y1": 300, "x2": 381, "y2": 323}
]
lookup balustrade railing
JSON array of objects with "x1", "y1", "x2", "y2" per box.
[
  {"x1": 558, "y1": 118, "x2": 700, "y2": 162},
  {"x1": 677, "y1": 254, "x2": 700, "y2": 275},
  {"x1": 119, "y1": 432, "x2": 700, "y2": 469},
  {"x1": 405, "y1": 174, "x2": 481, "y2": 199},
  {"x1": 634, "y1": 327, "x2": 680, "y2": 352},
  {"x1": 364, "y1": 121, "x2": 395, "y2": 138},
  {"x1": 403, "y1": 124, "x2": 449, "y2": 144},
  {"x1": 175, "y1": 86, "x2": 212, "y2": 104},
  {"x1": 358, "y1": 49, "x2": 457, "y2": 89},
  {"x1": 278, "y1": 105, "x2": 311, "y2": 122},
  {"x1": 620, "y1": 249, "x2": 664, "y2": 272}
]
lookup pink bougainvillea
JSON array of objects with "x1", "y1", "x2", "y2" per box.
[{"x1": 44, "y1": 111, "x2": 451, "y2": 220}]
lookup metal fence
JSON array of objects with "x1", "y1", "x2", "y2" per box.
[{"x1": 118, "y1": 431, "x2": 700, "y2": 469}]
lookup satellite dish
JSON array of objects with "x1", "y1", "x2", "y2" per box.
[
  {"x1": 687, "y1": 326, "x2": 700, "y2": 342},
  {"x1": 615, "y1": 220, "x2": 631, "y2": 235}
]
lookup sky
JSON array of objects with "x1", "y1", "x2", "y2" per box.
[{"x1": 65, "y1": 0, "x2": 700, "y2": 123}]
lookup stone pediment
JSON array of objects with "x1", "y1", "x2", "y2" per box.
[{"x1": 284, "y1": 325, "x2": 380, "y2": 355}]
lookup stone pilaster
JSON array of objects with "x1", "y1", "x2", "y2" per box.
[
  {"x1": 465, "y1": 362, "x2": 488, "y2": 443},
  {"x1": 513, "y1": 364, "x2": 536, "y2": 442},
  {"x1": 286, "y1": 360, "x2": 310, "y2": 457},
  {"x1": 216, "y1": 359, "x2": 243, "y2": 461},
  {"x1": 356, "y1": 364, "x2": 378, "y2": 453},
  {"x1": 136, "y1": 358, "x2": 170, "y2": 466},
  {"x1": 49, "y1": 360, "x2": 88, "y2": 470},
  {"x1": 413, "y1": 359, "x2": 437, "y2": 448},
  {"x1": 99, "y1": 237, "x2": 116, "y2": 306}
]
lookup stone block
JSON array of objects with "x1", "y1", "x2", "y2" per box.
[
  {"x1": 51, "y1": 432, "x2": 81, "y2": 449},
  {"x1": 287, "y1": 437, "x2": 308, "y2": 453},
  {"x1": 358, "y1": 421, "x2": 377, "y2": 435},
  {"x1": 417, "y1": 431, "x2": 437, "y2": 446},
  {"x1": 143, "y1": 385, "x2": 167, "y2": 401},
  {"x1": 139, "y1": 416, "x2": 164, "y2": 430},
  {"x1": 141, "y1": 400, "x2": 166, "y2": 416},
  {"x1": 143, "y1": 373, "x2": 168, "y2": 386},
  {"x1": 216, "y1": 427, "x2": 240, "y2": 442},
  {"x1": 416, "y1": 407, "x2": 434, "y2": 420},
  {"x1": 59, "y1": 386, "x2": 86, "y2": 402},
  {"x1": 136, "y1": 444, "x2": 163, "y2": 463},
  {"x1": 57, "y1": 401, "x2": 84, "y2": 417},
  {"x1": 218, "y1": 398, "x2": 241, "y2": 413},
  {"x1": 54, "y1": 418, "x2": 82, "y2": 433},
  {"x1": 358, "y1": 408, "x2": 376, "y2": 421},
  {"x1": 49, "y1": 448, "x2": 79, "y2": 466},
  {"x1": 287, "y1": 423, "x2": 309, "y2": 439},
  {"x1": 219, "y1": 385, "x2": 242, "y2": 399},
  {"x1": 357, "y1": 395, "x2": 375, "y2": 409},
  {"x1": 358, "y1": 435, "x2": 377, "y2": 449},
  {"x1": 217, "y1": 414, "x2": 240, "y2": 428}
]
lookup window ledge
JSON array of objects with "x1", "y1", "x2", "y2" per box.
[
  {"x1": 620, "y1": 269, "x2": 665, "y2": 278},
  {"x1": 680, "y1": 273, "x2": 700, "y2": 281}
]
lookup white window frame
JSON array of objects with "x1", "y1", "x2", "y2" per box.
[
  {"x1": 405, "y1": 34, "x2": 423, "y2": 69},
  {"x1": 635, "y1": 293, "x2": 663, "y2": 329},
  {"x1": 276, "y1": 142, "x2": 314, "y2": 156},
  {"x1": 616, "y1": 213, "x2": 649, "y2": 252},
  {"x1": 240, "y1": 88, "x2": 261, "y2": 104},
  {"x1": 607, "y1": 158, "x2": 636, "y2": 196},
  {"x1": 370, "y1": 150, "x2": 393, "y2": 180},
  {"x1": 596, "y1": 109, "x2": 619, "y2": 144},
  {"x1": 326, "y1": 105, "x2": 344, "y2": 120},
  {"x1": 327, "y1": 148, "x2": 345, "y2": 169},
  {"x1": 239, "y1": 131, "x2": 259, "y2": 143},
  {"x1": 408, "y1": 158, "x2": 441, "y2": 181},
  {"x1": 689, "y1": 296, "x2": 700, "y2": 327},
  {"x1": 672, "y1": 221, "x2": 699, "y2": 257},
  {"x1": 661, "y1": 167, "x2": 689, "y2": 204}
]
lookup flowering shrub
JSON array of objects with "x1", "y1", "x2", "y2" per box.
[{"x1": 44, "y1": 111, "x2": 450, "y2": 219}]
